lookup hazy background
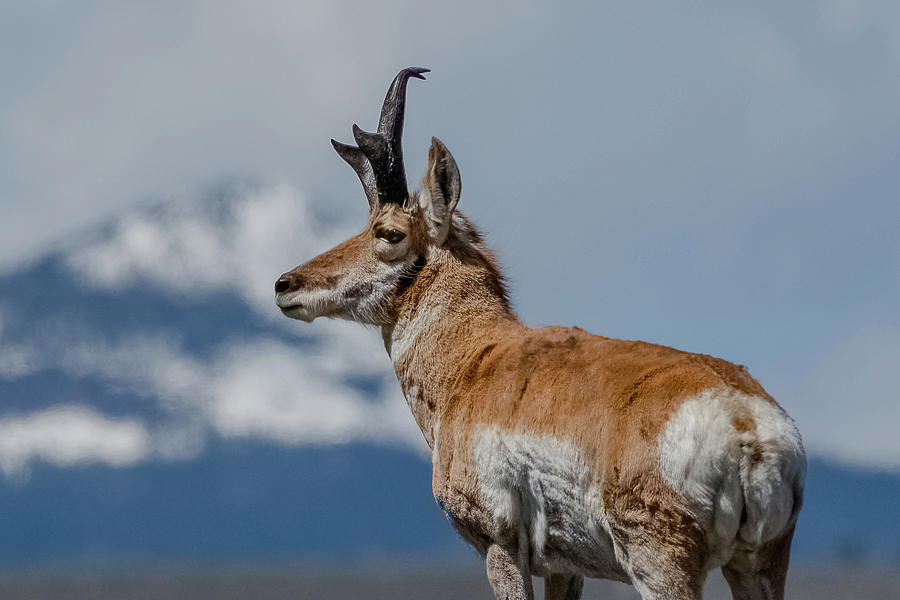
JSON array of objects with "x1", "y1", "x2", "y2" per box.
[{"x1": 1, "y1": 0, "x2": 899, "y2": 593}]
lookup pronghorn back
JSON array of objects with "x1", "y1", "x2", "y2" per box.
[{"x1": 429, "y1": 325, "x2": 803, "y2": 573}]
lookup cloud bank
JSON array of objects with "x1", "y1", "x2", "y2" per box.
[
  {"x1": 0, "y1": 406, "x2": 150, "y2": 477},
  {"x1": 65, "y1": 184, "x2": 347, "y2": 317}
]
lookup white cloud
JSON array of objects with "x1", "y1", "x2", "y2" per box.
[
  {"x1": 0, "y1": 405, "x2": 151, "y2": 477},
  {"x1": 2, "y1": 322, "x2": 421, "y2": 471},
  {"x1": 0, "y1": 184, "x2": 422, "y2": 476},
  {"x1": 0, "y1": 2, "x2": 369, "y2": 270},
  {"x1": 57, "y1": 333, "x2": 208, "y2": 410},
  {"x1": 58, "y1": 181, "x2": 424, "y2": 441},
  {"x1": 0, "y1": 0, "x2": 547, "y2": 270},
  {"x1": 63, "y1": 328, "x2": 418, "y2": 449},
  {"x1": 205, "y1": 338, "x2": 417, "y2": 446},
  {"x1": 5, "y1": 0, "x2": 897, "y2": 272},
  {"x1": 65, "y1": 184, "x2": 350, "y2": 318}
]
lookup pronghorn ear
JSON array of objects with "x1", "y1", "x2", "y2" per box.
[{"x1": 419, "y1": 137, "x2": 461, "y2": 244}]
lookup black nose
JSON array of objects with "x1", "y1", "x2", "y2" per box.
[{"x1": 275, "y1": 277, "x2": 291, "y2": 293}]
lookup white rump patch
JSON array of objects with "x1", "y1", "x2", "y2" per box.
[{"x1": 658, "y1": 389, "x2": 805, "y2": 564}]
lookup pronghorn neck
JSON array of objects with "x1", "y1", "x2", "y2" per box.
[{"x1": 382, "y1": 220, "x2": 521, "y2": 448}]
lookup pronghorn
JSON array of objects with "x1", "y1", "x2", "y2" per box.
[{"x1": 275, "y1": 68, "x2": 805, "y2": 600}]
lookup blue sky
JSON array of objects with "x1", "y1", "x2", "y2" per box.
[{"x1": 1, "y1": 1, "x2": 899, "y2": 473}]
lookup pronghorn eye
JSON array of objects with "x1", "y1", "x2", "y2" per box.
[{"x1": 376, "y1": 228, "x2": 406, "y2": 244}]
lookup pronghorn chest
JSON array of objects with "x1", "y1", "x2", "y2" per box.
[{"x1": 432, "y1": 424, "x2": 628, "y2": 581}]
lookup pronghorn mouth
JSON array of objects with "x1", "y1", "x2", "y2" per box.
[
  {"x1": 275, "y1": 294, "x2": 305, "y2": 314},
  {"x1": 278, "y1": 303, "x2": 315, "y2": 322},
  {"x1": 276, "y1": 288, "x2": 336, "y2": 322},
  {"x1": 275, "y1": 295, "x2": 303, "y2": 310}
]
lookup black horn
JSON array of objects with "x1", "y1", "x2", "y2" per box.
[{"x1": 331, "y1": 67, "x2": 429, "y2": 207}]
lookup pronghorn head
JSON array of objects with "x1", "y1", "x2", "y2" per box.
[{"x1": 275, "y1": 67, "x2": 462, "y2": 325}]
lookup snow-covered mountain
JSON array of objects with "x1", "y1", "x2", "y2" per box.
[
  {"x1": 0, "y1": 185, "x2": 421, "y2": 478},
  {"x1": 0, "y1": 186, "x2": 897, "y2": 565}
]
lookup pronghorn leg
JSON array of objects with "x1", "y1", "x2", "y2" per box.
[
  {"x1": 628, "y1": 569, "x2": 703, "y2": 600},
  {"x1": 605, "y1": 500, "x2": 707, "y2": 599},
  {"x1": 544, "y1": 573, "x2": 583, "y2": 600},
  {"x1": 615, "y1": 535, "x2": 705, "y2": 599},
  {"x1": 485, "y1": 543, "x2": 534, "y2": 600},
  {"x1": 722, "y1": 526, "x2": 794, "y2": 600}
]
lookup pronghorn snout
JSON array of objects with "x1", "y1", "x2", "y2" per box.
[{"x1": 275, "y1": 272, "x2": 305, "y2": 294}]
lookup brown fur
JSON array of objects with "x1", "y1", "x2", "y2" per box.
[{"x1": 396, "y1": 261, "x2": 774, "y2": 579}]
